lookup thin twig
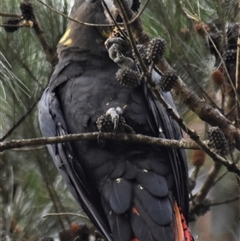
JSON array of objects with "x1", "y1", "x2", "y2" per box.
[
  {"x1": 0, "y1": 12, "x2": 21, "y2": 18},
  {"x1": 36, "y1": 0, "x2": 148, "y2": 28},
  {"x1": 115, "y1": 0, "x2": 149, "y2": 45},
  {"x1": 101, "y1": 0, "x2": 128, "y2": 39},
  {"x1": 0, "y1": 91, "x2": 42, "y2": 141},
  {"x1": 0, "y1": 23, "x2": 24, "y2": 28},
  {"x1": 212, "y1": 170, "x2": 228, "y2": 186},
  {"x1": 42, "y1": 212, "x2": 89, "y2": 220},
  {"x1": 127, "y1": 0, "x2": 150, "y2": 25},
  {"x1": 210, "y1": 196, "x2": 239, "y2": 207}
]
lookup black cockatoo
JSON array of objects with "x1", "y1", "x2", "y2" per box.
[{"x1": 38, "y1": 1, "x2": 193, "y2": 241}]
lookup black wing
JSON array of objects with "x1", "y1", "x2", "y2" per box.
[
  {"x1": 144, "y1": 69, "x2": 189, "y2": 220},
  {"x1": 38, "y1": 86, "x2": 113, "y2": 241}
]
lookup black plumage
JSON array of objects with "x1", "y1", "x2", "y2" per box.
[{"x1": 38, "y1": 1, "x2": 191, "y2": 241}]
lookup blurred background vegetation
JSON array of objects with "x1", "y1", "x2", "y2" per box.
[{"x1": 0, "y1": 0, "x2": 239, "y2": 240}]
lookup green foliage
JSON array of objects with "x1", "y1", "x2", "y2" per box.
[{"x1": 0, "y1": 1, "x2": 84, "y2": 240}]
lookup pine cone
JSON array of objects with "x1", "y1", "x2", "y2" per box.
[
  {"x1": 208, "y1": 127, "x2": 228, "y2": 156},
  {"x1": 96, "y1": 114, "x2": 126, "y2": 133},
  {"x1": 3, "y1": 18, "x2": 21, "y2": 33},
  {"x1": 147, "y1": 38, "x2": 166, "y2": 64},
  {"x1": 160, "y1": 72, "x2": 178, "y2": 92},
  {"x1": 116, "y1": 67, "x2": 141, "y2": 88},
  {"x1": 222, "y1": 49, "x2": 236, "y2": 63}
]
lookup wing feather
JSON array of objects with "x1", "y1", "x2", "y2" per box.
[
  {"x1": 134, "y1": 185, "x2": 173, "y2": 226},
  {"x1": 136, "y1": 170, "x2": 168, "y2": 197},
  {"x1": 38, "y1": 88, "x2": 113, "y2": 241},
  {"x1": 143, "y1": 76, "x2": 189, "y2": 221}
]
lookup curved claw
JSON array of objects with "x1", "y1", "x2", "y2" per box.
[{"x1": 106, "y1": 107, "x2": 123, "y2": 132}]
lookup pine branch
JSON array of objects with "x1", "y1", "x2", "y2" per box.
[
  {"x1": 0, "y1": 132, "x2": 198, "y2": 151},
  {"x1": 26, "y1": 3, "x2": 58, "y2": 67},
  {"x1": 0, "y1": 132, "x2": 239, "y2": 175},
  {"x1": 0, "y1": 12, "x2": 21, "y2": 18},
  {"x1": 210, "y1": 196, "x2": 239, "y2": 207},
  {"x1": 42, "y1": 212, "x2": 89, "y2": 220},
  {"x1": 172, "y1": 78, "x2": 240, "y2": 146},
  {"x1": 31, "y1": 17, "x2": 58, "y2": 67}
]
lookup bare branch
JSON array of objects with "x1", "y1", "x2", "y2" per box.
[
  {"x1": 0, "y1": 93, "x2": 41, "y2": 141},
  {"x1": 127, "y1": 0, "x2": 150, "y2": 25},
  {"x1": 0, "y1": 23, "x2": 26, "y2": 28},
  {"x1": 31, "y1": 17, "x2": 58, "y2": 67},
  {"x1": 172, "y1": 79, "x2": 240, "y2": 147},
  {"x1": 212, "y1": 170, "x2": 228, "y2": 186},
  {"x1": 35, "y1": 0, "x2": 149, "y2": 29},
  {"x1": 42, "y1": 212, "x2": 89, "y2": 220},
  {"x1": 210, "y1": 196, "x2": 240, "y2": 207},
  {"x1": 0, "y1": 132, "x2": 198, "y2": 151},
  {"x1": 0, "y1": 132, "x2": 239, "y2": 175},
  {"x1": 0, "y1": 12, "x2": 21, "y2": 18},
  {"x1": 190, "y1": 194, "x2": 240, "y2": 219}
]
